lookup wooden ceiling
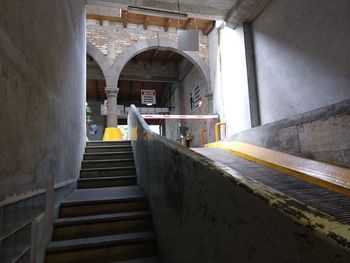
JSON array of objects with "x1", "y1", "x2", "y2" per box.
[
  {"x1": 131, "y1": 49, "x2": 183, "y2": 64},
  {"x1": 118, "y1": 80, "x2": 169, "y2": 107},
  {"x1": 87, "y1": 10, "x2": 215, "y2": 35},
  {"x1": 87, "y1": 79, "x2": 170, "y2": 107}
]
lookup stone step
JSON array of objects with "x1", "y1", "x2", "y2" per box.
[
  {"x1": 77, "y1": 176, "x2": 137, "y2": 189},
  {"x1": 80, "y1": 166, "x2": 136, "y2": 178},
  {"x1": 83, "y1": 151, "x2": 134, "y2": 161},
  {"x1": 85, "y1": 145, "x2": 132, "y2": 153},
  {"x1": 87, "y1": 140, "x2": 131, "y2": 147},
  {"x1": 114, "y1": 257, "x2": 160, "y2": 263},
  {"x1": 59, "y1": 187, "x2": 148, "y2": 218},
  {"x1": 53, "y1": 211, "x2": 152, "y2": 241},
  {"x1": 81, "y1": 159, "x2": 135, "y2": 169},
  {"x1": 45, "y1": 232, "x2": 157, "y2": 263}
]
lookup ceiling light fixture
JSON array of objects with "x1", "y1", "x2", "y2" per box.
[{"x1": 127, "y1": 6, "x2": 188, "y2": 20}]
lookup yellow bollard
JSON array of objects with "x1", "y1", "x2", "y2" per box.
[
  {"x1": 215, "y1": 122, "x2": 226, "y2": 142},
  {"x1": 103, "y1": 127, "x2": 123, "y2": 141}
]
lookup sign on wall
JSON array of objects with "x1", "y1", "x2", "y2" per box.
[
  {"x1": 190, "y1": 85, "x2": 202, "y2": 111},
  {"x1": 141, "y1": 90, "x2": 156, "y2": 105}
]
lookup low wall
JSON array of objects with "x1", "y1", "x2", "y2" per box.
[
  {"x1": 232, "y1": 100, "x2": 350, "y2": 168},
  {"x1": 128, "y1": 105, "x2": 350, "y2": 263}
]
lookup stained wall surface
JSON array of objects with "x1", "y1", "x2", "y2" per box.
[
  {"x1": 253, "y1": 0, "x2": 350, "y2": 124},
  {"x1": 0, "y1": 0, "x2": 86, "y2": 201},
  {"x1": 128, "y1": 106, "x2": 350, "y2": 263}
]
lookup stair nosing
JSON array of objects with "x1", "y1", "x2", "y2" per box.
[
  {"x1": 82, "y1": 158, "x2": 134, "y2": 163},
  {"x1": 47, "y1": 231, "x2": 155, "y2": 252},
  {"x1": 86, "y1": 145, "x2": 132, "y2": 149},
  {"x1": 84, "y1": 151, "x2": 133, "y2": 155},
  {"x1": 60, "y1": 195, "x2": 147, "y2": 207},
  {"x1": 54, "y1": 211, "x2": 151, "y2": 226},
  {"x1": 80, "y1": 166, "x2": 136, "y2": 172},
  {"x1": 78, "y1": 175, "x2": 137, "y2": 182}
]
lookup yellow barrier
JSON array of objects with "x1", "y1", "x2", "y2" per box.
[
  {"x1": 200, "y1": 128, "x2": 207, "y2": 146},
  {"x1": 215, "y1": 122, "x2": 226, "y2": 142},
  {"x1": 103, "y1": 127, "x2": 123, "y2": 141}
]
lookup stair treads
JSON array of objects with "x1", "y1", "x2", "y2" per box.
[
  {"x1": 54, "y1": 211, "x2": 151, "y2": 226},
  {"x1": 114, "y1": 257, "x2": 160, "y2": 263},
  {"x1": 80, "y1": 166, "x2": 136, "y2": 172},
  {"x1": 86, "y1": 140, "x2": 131, "y2": 146},
  {"x1": 47, "y1": 231, "x2": 155, "y2": 251},
  {"x1": 61, "y1": 186, "x2": 145, "y2": 204},
  {"x1": 83, "y1": 151, "x2": 134, "y2": 159}
]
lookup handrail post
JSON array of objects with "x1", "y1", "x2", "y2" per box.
[{"x1": 215, "y1": 122, "x2": 226, "y2": 142}]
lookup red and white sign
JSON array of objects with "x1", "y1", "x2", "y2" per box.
[
  {"x1": 141, "y1": 114, "x2": 218, "y2": 120},
  {"x1": 141, "y1": 90, "x2": 156, "y2": 105}
]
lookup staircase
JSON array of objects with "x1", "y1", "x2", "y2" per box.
[{"x1": 45, "y1": 140, "x2": 159, "y2": 263}]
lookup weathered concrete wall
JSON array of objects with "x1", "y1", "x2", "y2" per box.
[
  {"x1": 253, "y1": 0, "x2": 350, "y2": 124},
  {"x1": 87, "y1": 19, "x2": 209, "y2": 63},
  {"x1": 232, "y1": 100, "x2": 350, "y2": 168},
  {"x1": 209, "y1": 25, "x2": 252, "y2": 139},
  {"x1": 0, "y1": 0, "x2": 85, "y2": 202},
  {"x1": 128, "y1": 106, "x2": 350, "y2": 263},
  {"x1": 0, "y1": 1, "x2": 85, "y2": 260}
]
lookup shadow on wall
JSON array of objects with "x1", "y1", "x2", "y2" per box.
[{"x1": 252, "y1": 0, "x2": 350, "y2": 124}]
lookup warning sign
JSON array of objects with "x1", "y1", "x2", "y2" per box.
[{"x1": 141, "y1": 90, "x2": 156, "y2": 105}]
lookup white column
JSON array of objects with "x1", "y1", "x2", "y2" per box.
[{"x1": 105, "y1": 87, "x2": 119, "y2": 127}]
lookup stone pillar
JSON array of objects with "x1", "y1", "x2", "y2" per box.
[{"x1": 105, "y1": 87, "x2": 119, "y2": 127}]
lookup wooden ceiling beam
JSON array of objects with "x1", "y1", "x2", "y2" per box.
[
  {"x1": 95, "y1": 80, "x2": 99, "y2": 100},
  {"x1": 122, "y1": 10, "x2": 128, "y2": 28},
  {"x1": 202, "y1": 21, "x2": 215, "y2": 36},
  {"x1": 151, "y1": 49, "x2": 159, "y2": 63},
  {"x1": 164, "y1": 51, "x2": 174, "y2": 65},
  {"x1": 183, "y1": 18, "x2": 194, "y2": 29},
  {"x1": 143, "y1": 16, "x2": 150, "y2": 30},
  {"x1": 164, "y1": 18, "x2": 171, "y2": 32}
]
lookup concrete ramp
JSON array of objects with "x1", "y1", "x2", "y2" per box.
[{"x1": 128, "y1": 104, "x2": 350, "y2": 263}]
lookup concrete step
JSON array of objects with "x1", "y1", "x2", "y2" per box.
[
  {"x1": 83, "y1": 151, "x2": 134, "y2": 160},
  {"x1": 114, "y1": 257, "x2": 160, "y2": 263},
  {"x1": 59, "y1": 187, "x2": 148, "y2": 218},
  {"x1": 53, "y1": 211, "x2": 152, "y2": 241},
  {"x1": 85, "y1": 145, "x2": 132, "y2": 153},
  {"x1": 87, "y1": 140, "x2": 131, "y2": 147},
  {"x1": 45, "y1": 232, "x2": 157, "y2": 263},
  {"x1": 77, "y1": 176, "x2": 137, "y2": 189},
  {"x1": 80, "y1": 166, "x2": 136, "y2": 178},
  {"x1": 81, "y1": 159, "x2": 135, "y2": 169}
]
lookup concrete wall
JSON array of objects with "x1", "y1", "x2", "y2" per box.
[
  {"x1": 253, "y1": 0, "x2": 350, "y2": 124},
  {"x1": 209, "y1": 25, "x2": 252, "y2": 139},
  {"x1": 0, "y1": 1, "x2": 85, "y2": 261},
  {"x1": 232, "y1": 100, "x2": 350, "y2": 168},
  {"x1": 128, "y1": 106, "x2": 350, "y2": 263},
  {"x1": 0, "y1": 0, "x2": 86, "y2": 201}
]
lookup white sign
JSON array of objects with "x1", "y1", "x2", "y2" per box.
[{"x1": 141, "y1": 90, "x2": 156, "y2": 105}]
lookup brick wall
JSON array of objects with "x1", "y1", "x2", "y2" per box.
[{"x1": 87, "y1": 19, "x2": 209, "y2": 62}]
